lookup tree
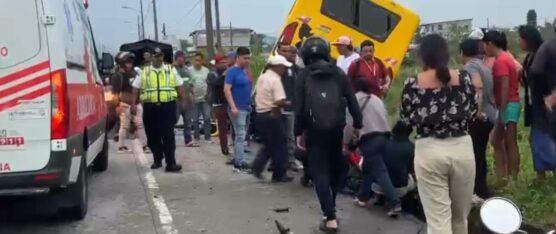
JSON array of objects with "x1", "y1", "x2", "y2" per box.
[{"x1": 527, "y1": 9, "x2": 537, "y2": 27}]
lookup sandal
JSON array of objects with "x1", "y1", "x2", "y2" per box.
[
  {"x1": 319, "y1": 220, "x2": 339, "y2": 233},
  {"x1": 353, "y1": 198, "x2": 368, "y2": 207},
  {"x1": 185, "y1": 142, "x2": 200, "y2": 147}
]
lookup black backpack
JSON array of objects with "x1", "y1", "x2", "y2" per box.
[{"x1": 304, "y1": 66, "x2": 346, "y2": 130}]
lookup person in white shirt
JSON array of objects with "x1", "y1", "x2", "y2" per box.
[
  {"x1": 251, "y1": 55, "x2": 294, "y2": 183},
  {"x1": 332, "y1": 36, "x2": 360, "y2": 74}
]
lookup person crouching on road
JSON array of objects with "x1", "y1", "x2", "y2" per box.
[
  {"x1": 295, "y1": 37, "x2": 363, "y2": 233},
  {"x1": 207, "y1": 53, "x2": 230, "y2": 155},
  {"x1": 251, "y1": 55, "x2": 294, "y2": 183},
  {"x1": 112, "y1": 52, "x2": 149, "y2": 154},
  {"x1": 347, "y1": 78, "x2": 402, "y2": 218},
  {"x1": 131, "y1": 47, "x2": 187, "y2": 173}
]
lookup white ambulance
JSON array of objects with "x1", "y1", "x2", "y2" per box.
[{"x1": 0, "y1": 0, "x2": 113, "y2": 219}]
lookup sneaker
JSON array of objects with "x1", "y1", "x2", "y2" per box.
[
  {"x1": 143, "y1": 145, "x2": 151, "y2": 154},
  {"x1": 272, "y1": 176, "x2": 294, "y2": 183},
  {"x1": 472, "y1": 194, "x2": 485, "y2": 204},
  {"x1": 225, "y1": 159, "x2": 235, "y2": 165},
  {"x1": 118, "y1": 146, "x2": 131, "y2": 153},
  {"x1": 289, "y1": 162, "x2": 302, "y2": 172},
  {"x1": 387, "y1": 204, "x2": 402, "y2": 218},
  {"x1": 233, "y1": 164, "x2": 251, "y2": 174},
  {"x1": 150, "y1": 162, "x2": 163, "y2": 169},
  {"x1": 165, "y1": 164, "x2": 183, "y2": 173}
]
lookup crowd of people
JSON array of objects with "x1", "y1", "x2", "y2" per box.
[{"x1": 107, "y1": 20, "x2": 556, "y2": 234}]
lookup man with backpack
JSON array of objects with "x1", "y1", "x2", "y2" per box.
[{"x1": 295, "y1": 37, "x2": 363, "y2": 232}]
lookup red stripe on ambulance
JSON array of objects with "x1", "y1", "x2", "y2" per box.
[{"x1": 0, "y1": 61, "x2": 50, "y2": 112}]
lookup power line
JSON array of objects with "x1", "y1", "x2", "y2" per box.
[{"x1": 184, "y1": 0, "x2": 202, "y2": 18}]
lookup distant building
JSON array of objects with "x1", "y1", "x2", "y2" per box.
[
  {"x1": 190, "y1": 27, "x2": 254, "y2": 51},
  {"x1": 420, "y1": 19, "x2": 473, "y2": 37}
]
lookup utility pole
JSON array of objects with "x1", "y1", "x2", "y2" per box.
[
  {"x1": 139, "y1": 0, "x2": 145, "y2": 39},
  {"x1": 214, "y1": 0, "x2": 223, "y2": 53},
  {"x1": 229, "y1": 22, "x2": 233, "y2": 50},
  {"x1": 204, "y1": 0, "x2": 215, "y2": 58},
  {"x1": 153, "y1": 0, "x2": 159, "y2": 41},
  {"x1": 137, "y1": 15, "x2": 141, "y2": 40}
]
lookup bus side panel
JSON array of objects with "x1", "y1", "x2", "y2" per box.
[{"x1": 277, "y1": 0, "x2": 420, "y2": 76}]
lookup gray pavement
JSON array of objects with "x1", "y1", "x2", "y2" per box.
[{"x1": 0, "y1": 136, "x2": 425, "y2": 234}]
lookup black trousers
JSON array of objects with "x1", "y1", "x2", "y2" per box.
[
  {"x1": 143, "y1": 101, "x2": 178, "y2": 166},
  {"x1": 251, "y1": 112, "x2": 287, "y2": 179},
  {"x1": 306, "y1": 128, "x2": 347, "y2": 221},
  {"x1": 470, "y1": 119, "x2": 494, "y2": 198}
]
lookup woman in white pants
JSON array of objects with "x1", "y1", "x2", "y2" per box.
[{"x1": 400, "y1": 34, "x2": 478, "y2": 234}]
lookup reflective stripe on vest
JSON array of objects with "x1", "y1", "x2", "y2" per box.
[{"x1": 140, "y1": 65, "x2": 178, "y2": 103}]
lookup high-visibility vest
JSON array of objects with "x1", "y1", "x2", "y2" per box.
[{"x1": 140, "y1": 65, "x2": 178, "y2": 103}]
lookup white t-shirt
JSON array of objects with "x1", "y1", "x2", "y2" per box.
[
  {"x1": 336, "y1": 52, "x2": 360, "y2": 74},
  {"x1": 132, "y1": 65, "x2": 184, "y2": 89}
]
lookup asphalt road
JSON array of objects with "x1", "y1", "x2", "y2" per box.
[{"x1": 0, "y1": 135, "x2": 425, "y2": 234}]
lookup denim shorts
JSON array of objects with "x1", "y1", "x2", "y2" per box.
[{"x1": 503, "y1": 102, "x2": 521, "y2": 124}]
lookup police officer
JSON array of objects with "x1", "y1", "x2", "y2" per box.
[{"x1": 131, "y1": 48, "x2": 186, "y2": 172}]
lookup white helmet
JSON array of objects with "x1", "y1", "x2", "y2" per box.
[{"x1": 469, "y1": 27, "x2": 485, "y2": 40}]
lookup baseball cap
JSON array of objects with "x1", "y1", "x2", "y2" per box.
[
  {"x1": 153, "y1": 47, "x2": 164, "y2": 56},
  {"x1": 267, "y1": 55, "x2": 292, "y2": 67},
  {"x1": 331, "y1": 36, "x2": 352, "y2": 46},
  {"x1": 469, "y1": 28, "x2": 485, "y2": 40},
  {"x1": 210, "y1": 53, "x2": 227, "y2": 65}
]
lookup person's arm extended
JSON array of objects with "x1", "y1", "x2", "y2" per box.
[
  {"x1": 471, "y1": 72, "x2": 484, "y2": 119},
  {"x1": 498, "y1": 76, "x2": 509, "y2": 123}
]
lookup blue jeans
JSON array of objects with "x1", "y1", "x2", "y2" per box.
[
  {"x1": 192, "y1": 102, "x2": 212, "y2": 141},
  {"x1": 230, "y1": 110, "x2": 249, "y2": 166},
  {"x1": 358, "y1": 134, "x2": 400, "y2": 207},
  {"x1": 177, "y1": 102, "x2": 192, "y2": 144}
]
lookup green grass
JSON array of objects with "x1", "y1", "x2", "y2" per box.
[{"x1": 385, "y1": 64, "x2": 556, "y2": 229}]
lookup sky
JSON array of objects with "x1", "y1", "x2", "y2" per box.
[{"x1": 88, "y1": 0, "x2": 556, "y2": 53}]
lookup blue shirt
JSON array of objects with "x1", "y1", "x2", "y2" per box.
[{"x1": 225, "y1": 66, "x2": 252, "y2": 111}]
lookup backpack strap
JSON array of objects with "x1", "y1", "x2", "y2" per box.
[{"x1": 359, "y1": 95, "x2": 372, "y2": 112}]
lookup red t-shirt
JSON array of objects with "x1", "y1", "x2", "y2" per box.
[
  {"x1": 347, "y1": 58, "x2": 389, "y2": 97},
  {"x1": 492, "y1": 52, "x2": 520, "y2": 106}
]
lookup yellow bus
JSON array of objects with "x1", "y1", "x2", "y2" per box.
[{"x1": 276, "y1": 0, "x2": 420, "y2": 76}]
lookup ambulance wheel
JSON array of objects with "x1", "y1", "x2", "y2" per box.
[
  {"x1": 92, "y1": 135, "x2": 109, "y2": 172},
  {"x1": 59, "y1": 159, "x2": 88, "y2": 220}
]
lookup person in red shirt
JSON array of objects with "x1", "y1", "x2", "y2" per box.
[
  {"x1": 483, "y1": 31, "x2": 521, "y2": 179},
  {"x1": 347, "y1": 40, "x2": 392, "y2": 97}
]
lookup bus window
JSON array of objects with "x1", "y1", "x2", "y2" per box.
[{"x1": 321, "y1": 0, "x2": 401, "y2": 42}]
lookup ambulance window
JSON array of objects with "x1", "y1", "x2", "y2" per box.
[{"x1": 321, "y1": 0, "x2": 400, "y2": 42}]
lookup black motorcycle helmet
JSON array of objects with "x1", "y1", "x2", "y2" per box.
[{"x1": 300, "y1": 36, "x2": 330, "y2": 65}]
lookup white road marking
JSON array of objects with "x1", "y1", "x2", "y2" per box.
[{"x1": 132, "y1": 140, "x2": 178, "y2": 234}]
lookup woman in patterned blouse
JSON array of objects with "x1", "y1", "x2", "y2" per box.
[{"x1": 400, "y1": 34, "x2": 477, "y2": 234}]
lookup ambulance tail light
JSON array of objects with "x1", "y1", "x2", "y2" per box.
[{"x1": 51, "y1": 69, "x2": 69, "y2": 140}]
